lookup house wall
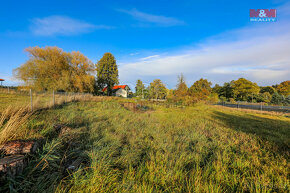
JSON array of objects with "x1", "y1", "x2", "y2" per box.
[{"x1": 115, "y1": 88, "x2": 127, "y2": 97}]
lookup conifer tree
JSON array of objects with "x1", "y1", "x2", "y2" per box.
[{"x1": 96, "y1": 53, "x2": 119, "y2": 95}]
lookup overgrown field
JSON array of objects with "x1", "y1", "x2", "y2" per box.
[{"x1": 0, "y1": 98, "x2": 289, "y2": 192}]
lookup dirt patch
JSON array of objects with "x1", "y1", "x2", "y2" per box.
[
  {"x1": 120, "y1": 102, "x2": 151, "y2": 112},
  {"x1": 53, "y1": 124, "x2": 73, "y2": 136}
]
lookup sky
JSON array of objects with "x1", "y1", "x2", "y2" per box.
[{"x1": 0, "y1": 0, "x2": 289, "y2": 89}]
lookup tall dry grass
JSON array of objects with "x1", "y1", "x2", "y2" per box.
[{"x1": 0, "y1": 107, "x2": 31, "y2": 145}]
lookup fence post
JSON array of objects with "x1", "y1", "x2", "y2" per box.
[
  {"x1": 30, "y1": 89, "x2": 33, "y2": 112},
  {"x1": 8, "y1": 87, "x2": 9, "y2": 93},
  {"x1": 260, "y1": 103, "x2": 262, "y2": 111},
  {"x1": 281, "y1": 104, "x2": 283, "y2": 111},
  {"x1": 53, "y1": 90, "x2": 55, "y2": 107}
]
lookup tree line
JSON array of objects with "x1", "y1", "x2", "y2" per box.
[
  {"x1": 14, "y1": 46, "x2": 289, "y2": 105},
  {"x1": 212, "y1": 79, "x2": 290, "y2": 105},
  {"x1": 135, "y1": 76, "x2": 290, "y2": 105}
]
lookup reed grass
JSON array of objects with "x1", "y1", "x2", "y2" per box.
[{"x1": 0, "y1": 107, "x2": 31, "y2": 145}]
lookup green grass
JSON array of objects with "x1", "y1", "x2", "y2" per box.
[
  {"x1": 0, "y1": 93, "x2": 31, "y2": 110},
  {"x1": 0, "y1": 99, "x2": 289, "y2": 192},
  {"x1": 0, "y1": 92, "x2": 78, "y2": 112}
]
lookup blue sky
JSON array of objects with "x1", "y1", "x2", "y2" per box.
[{"x1": 0, "y1": 0, "x2": 289, "y2": 89}]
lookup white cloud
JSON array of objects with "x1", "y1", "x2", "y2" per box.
[
  {"x1": 119, "y1": 17, "x2": 290, "y2": 87},
  {"x1": 140, "y1": 55, "x2": 160, "y2": 60},
  {"x1": 30, "y1": 15, "x2": 113, "y2": 36},
  {"x1": 117, "y1": 8, "x2": 185, "y2": 26}
]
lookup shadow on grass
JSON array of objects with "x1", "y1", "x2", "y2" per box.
[{"x1": 213, "y1": 111, "x2": 290, "y2": 157}]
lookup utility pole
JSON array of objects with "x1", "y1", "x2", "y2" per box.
[
  {"x1": 53, "y1": 90, "x2": 55, "y2": 107},
  {"x1": 30, "y1": 89, "x2": 33, "y2": 112}
]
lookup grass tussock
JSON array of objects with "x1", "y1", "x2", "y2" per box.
[
  {"x1": 0, "y1": 107, "x2": 32, "y2": 145},
  {"x1": 0, "y1": 108, "x2": 31, "y2": 145}
]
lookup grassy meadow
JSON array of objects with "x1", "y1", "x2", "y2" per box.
[
  {"x1": 0, "y1": 93, "x2": 31, "y2": 110},
  {"x1": 0, "y1": 95, "x2": 289, "y2": 192},
  {"x1": 0, "y1": 91, "x2": 86, "y2": 111}
]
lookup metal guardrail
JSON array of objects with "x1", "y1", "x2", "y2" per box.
[{"x1": 217, "y1": 102, "x2": 290, "y2": 113}]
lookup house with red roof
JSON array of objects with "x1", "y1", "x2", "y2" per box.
[
  {"x1": 102, "y1": 85, "x2": 131, "y2": 97},
  {"x1": 0, "y1": 78, "x2": 4, "y2": 86}
]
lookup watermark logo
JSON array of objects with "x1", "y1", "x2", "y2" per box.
[{"x1": 250, "y1": 9, "x2": 276, "y2": 22}]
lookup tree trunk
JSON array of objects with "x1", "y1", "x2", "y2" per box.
[
  {"x1": 0, "y1": 140, "x2": 39, "y2": 155},
  {"x1": 0, "y1": 155, "x2": 25, "y2": 176}
]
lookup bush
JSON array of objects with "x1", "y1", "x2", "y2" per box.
[
  {"x1": 271, "y1": 92, "x2": 282, "y2": 105},
  {"x1": 229, "y1": 98, "x2": 236, "y2": 104},
  {"x1": 208, "y1": 93, "x2": 219, "y2": 104},
  {"x1": 284, "y1": 95, "x2": 290, "y2": 105},
  {"x1": 219, "y1": 96, "x2": 227, "y2": 102},
  {"x1": 256, "y1": 92, "x2": 272, "y2": 103}
]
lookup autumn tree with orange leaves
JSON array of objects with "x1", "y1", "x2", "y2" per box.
[
  {"x1": 14, "y1": 46, "x2": 96, "y2": 92},
  {"x1": 189, "y1": 78, "x2": 212, "y2": 100},
  {"x1": 276, "y1": 81, "x2": 290, "y2": 96}
]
